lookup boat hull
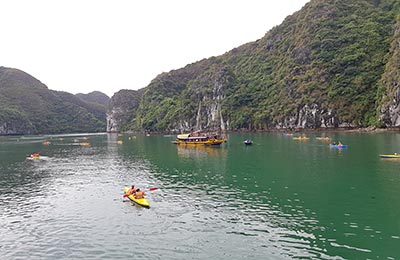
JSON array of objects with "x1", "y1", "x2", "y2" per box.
[
  {"x1": 379, "y1": 154, "x2": 400, "y2": 158},
  {"x1": 173, "y1": 139, "x2": 224, "y2": 145},
  {"x1": 244, "y1": 140, "x2": 253, "y2": 145},
  {"x1": 123, "y1": 187, "x2": 150, "y2": 208},
  {"x1": 329, "y1": 145, "x2": 348, "y2": 149},
  {"x1": 26, "y1": 156, "x2": 40, "y2": 160},
  {"x1": 293, "y1": 137, "x2": 309, "y2": 141}
]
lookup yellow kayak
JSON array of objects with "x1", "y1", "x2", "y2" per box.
[
  {"x1": 293, "y1": 136, "x2": 309, "y2": 140},
  {"x1": 123, "y1": 187, "x2": 150, "y2": 208},
  {"x1": 379, "y1": 154, "x2": 400, "y2": 159},
  {"x1": 26, "y1": 156, "x2": 40, "y2": 160}
]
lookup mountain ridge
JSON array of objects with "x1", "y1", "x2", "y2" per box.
[
  {"x1": 0, "y1": 67, "x2": 107, "y2": 135},
  {"x1": 107, "y1": 0, "x2": 400, "y2": 132}
]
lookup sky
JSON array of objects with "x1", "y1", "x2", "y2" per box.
[{"x1": 1, "y1": 0, "x2": 309, "y2": 97}]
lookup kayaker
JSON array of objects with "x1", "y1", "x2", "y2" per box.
[
  {"x1": 127, "y1": 185, "x2": 136, "y2": 195},
  {"x1": 123, "y1": 185, "x2": 137, "y2": 198},
  {"x1": 134, "y1": 188, "x2": 145, "y2": 199},
  {"x1": 31, "y1": 152, "x2": 40, "y2": 158}
]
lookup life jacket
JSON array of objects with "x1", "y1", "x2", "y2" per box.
[{"x1": 135, "y1": 190, "x2": 144, "y2": 199}]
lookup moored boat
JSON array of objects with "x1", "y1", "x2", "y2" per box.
[
  {"x1": 293, "y1": 136, "x2": 309, "y2": 141},
  {"x1": 316, "y1": 137, "x2": 330, "y2": 141},
  {"x1": 173, "y1": 131, "x2": 225, "y2": 145},
  {"x1": 123, "y1": 187, "x2": 150, "y2": 208},
  {"x1": 329, "y1": 144, "x2": 348, "y2": 149},
  {"x1": 244, "y1": 139, "x2": 253, "y2": 145}
]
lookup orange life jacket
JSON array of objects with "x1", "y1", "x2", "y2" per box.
[{"x1": 134, "y1": 190, "x2": 144, "y2": 199}]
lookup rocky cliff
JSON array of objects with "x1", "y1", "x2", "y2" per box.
[
  {"x1": 107, "y1": 89, "x2": 144, "y2": 132},
  {"x1": 108, "y1": 0, "x2": 399, "y2": 132},
  {"x1": 378, "y1": 14, "x2": 400, "y2": 126}
]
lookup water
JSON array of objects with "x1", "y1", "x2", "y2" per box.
[{"x1": 1, "y1": 132, "x2": 400, "y2": 259}]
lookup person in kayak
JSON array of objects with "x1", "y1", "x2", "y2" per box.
[
  {"x1": 31, "y1": 152, "x2": 40, "y2": 158},
  {"x1": 126, "y1": 185, "x2": 136, "y2": 196},
  {"x1": 134, "y1": 188, "x2": 145, "y2": 199}
]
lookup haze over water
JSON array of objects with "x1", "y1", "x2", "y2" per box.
[{"x1": 0, "y1": 132, "x2": 399, "y2": 259}]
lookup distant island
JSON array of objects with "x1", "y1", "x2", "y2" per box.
[{"x1": 0, "y1": 67, "x2": 109, "y2": 135}]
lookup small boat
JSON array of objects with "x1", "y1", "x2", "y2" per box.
[
  {"x1": 26, "y1": 152, "x2": 41, "y2": 160},
  {"x1": 42, "y1": 141, "x2": 51, "y2": 145},
  {"x1": 123, "y1": 187, "x2": 150, "y2": 208},
  {"x1": 173, "y1": 131, "x2": 225, "y2": 146},
  {"x1": 26, "y1": 155, "x2": 41, "y2": 160},
  {"x1": 316, "y1": 137, "x2": 330, "y2": 141},
  {"x1": 379, "y1": 154, "x2": 400, "y2": 159},
  {"x1": 244, "y1": 139, "x2": 253, "y2": 145},
  {"x1": 293, "y1": 136, "x2": 309, "y2": 141},
  {"x1": 329, "y1": 144, "x2": 348, "y2": 149}
]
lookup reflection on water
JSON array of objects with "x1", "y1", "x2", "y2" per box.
[
  {"x1": 176, "y1": 144, "x2": 227, "y2": 158},
  {"x1": 0, "y1": 133, "x2": 400, "y2": 259}
]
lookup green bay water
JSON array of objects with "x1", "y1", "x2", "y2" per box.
[{"x1": 0, "y1": 132, "x2": 399, "y2": 259}]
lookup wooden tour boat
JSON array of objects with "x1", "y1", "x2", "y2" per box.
[{"x1": 172, "y1": 131, "x2": 226, "y2": 146}]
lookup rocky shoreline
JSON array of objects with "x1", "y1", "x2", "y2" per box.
[
  {"x1": 114, "y1": 126, "x2": 400, "y2": 135},
  {"x1": 1, "y1": 126, "x2": 399, "y2": 137}
]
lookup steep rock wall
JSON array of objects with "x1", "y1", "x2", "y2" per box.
[{"x1": 379, "y1": 17, "x2": 400, "y2": 126}]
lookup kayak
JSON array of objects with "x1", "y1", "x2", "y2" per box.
[
  {"x1": 26, "y1": 156, "x2": 40, "y2": 160},
  {"x1": 293, "y1": 137, "x2": 309, "y2": 140},
  {"x1": 123, "y1": 187, "x2": 150, "y2": 208},
  {"x1": 329, "y1": 144, "x2": 348, "y2": 149},
  {"x1": 379, "y1": 154, "x2": 400, "y2": 159}
]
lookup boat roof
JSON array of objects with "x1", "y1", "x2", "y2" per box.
[{"x1": 177, "y1": 134, "x2": 208, "y2": 140}]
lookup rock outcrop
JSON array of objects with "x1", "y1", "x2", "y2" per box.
[{"x1": 379, "y1": 16, "x2": 400, "y2": 126}]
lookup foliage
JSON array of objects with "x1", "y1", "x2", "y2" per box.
[
  {"x1": 0, "y1": 67, "x2": 106, "y2": 134},
  {"x1": 110, "y1": 0, "x2": 399, "y2": 131}
]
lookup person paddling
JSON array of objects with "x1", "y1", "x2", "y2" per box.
[
  {"x1": 123, "y1": 185, "x2": 136, "y2": 197},
  {"x1": 134, "y1": 188, "x2": 145, "y2": 199}
]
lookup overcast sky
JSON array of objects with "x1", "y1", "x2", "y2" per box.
[{"x1": 1, "y1": 0, "x2": 309, "y2": 97}]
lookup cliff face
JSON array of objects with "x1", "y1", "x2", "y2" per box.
[
  {"x1": 0, "y1": 67, "x2": 107, "y2": 135},
  {"x1": 378, "y1": 15, "x2": 400, "y2": 126},
  {"x1": 108, "y1": 0, "x2": 400, "y2": 132},
  {"x1": 107, "y1": 89, "x2": 143, "y2": 132}
]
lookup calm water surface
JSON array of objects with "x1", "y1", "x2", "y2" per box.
[{"x1": 0, "y1": 132, "x2": 400, "y2": 259}]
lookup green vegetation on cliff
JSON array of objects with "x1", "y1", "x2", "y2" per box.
[
  {"x1": 0, "y1": 67, "x2": 107, "y2": 134},
  {"x1": 110, "y1": 0, "x2": 400, "y2": 132},
  {"x1": 76, "y1": 91, "x2": 110, "y2": 107}
]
